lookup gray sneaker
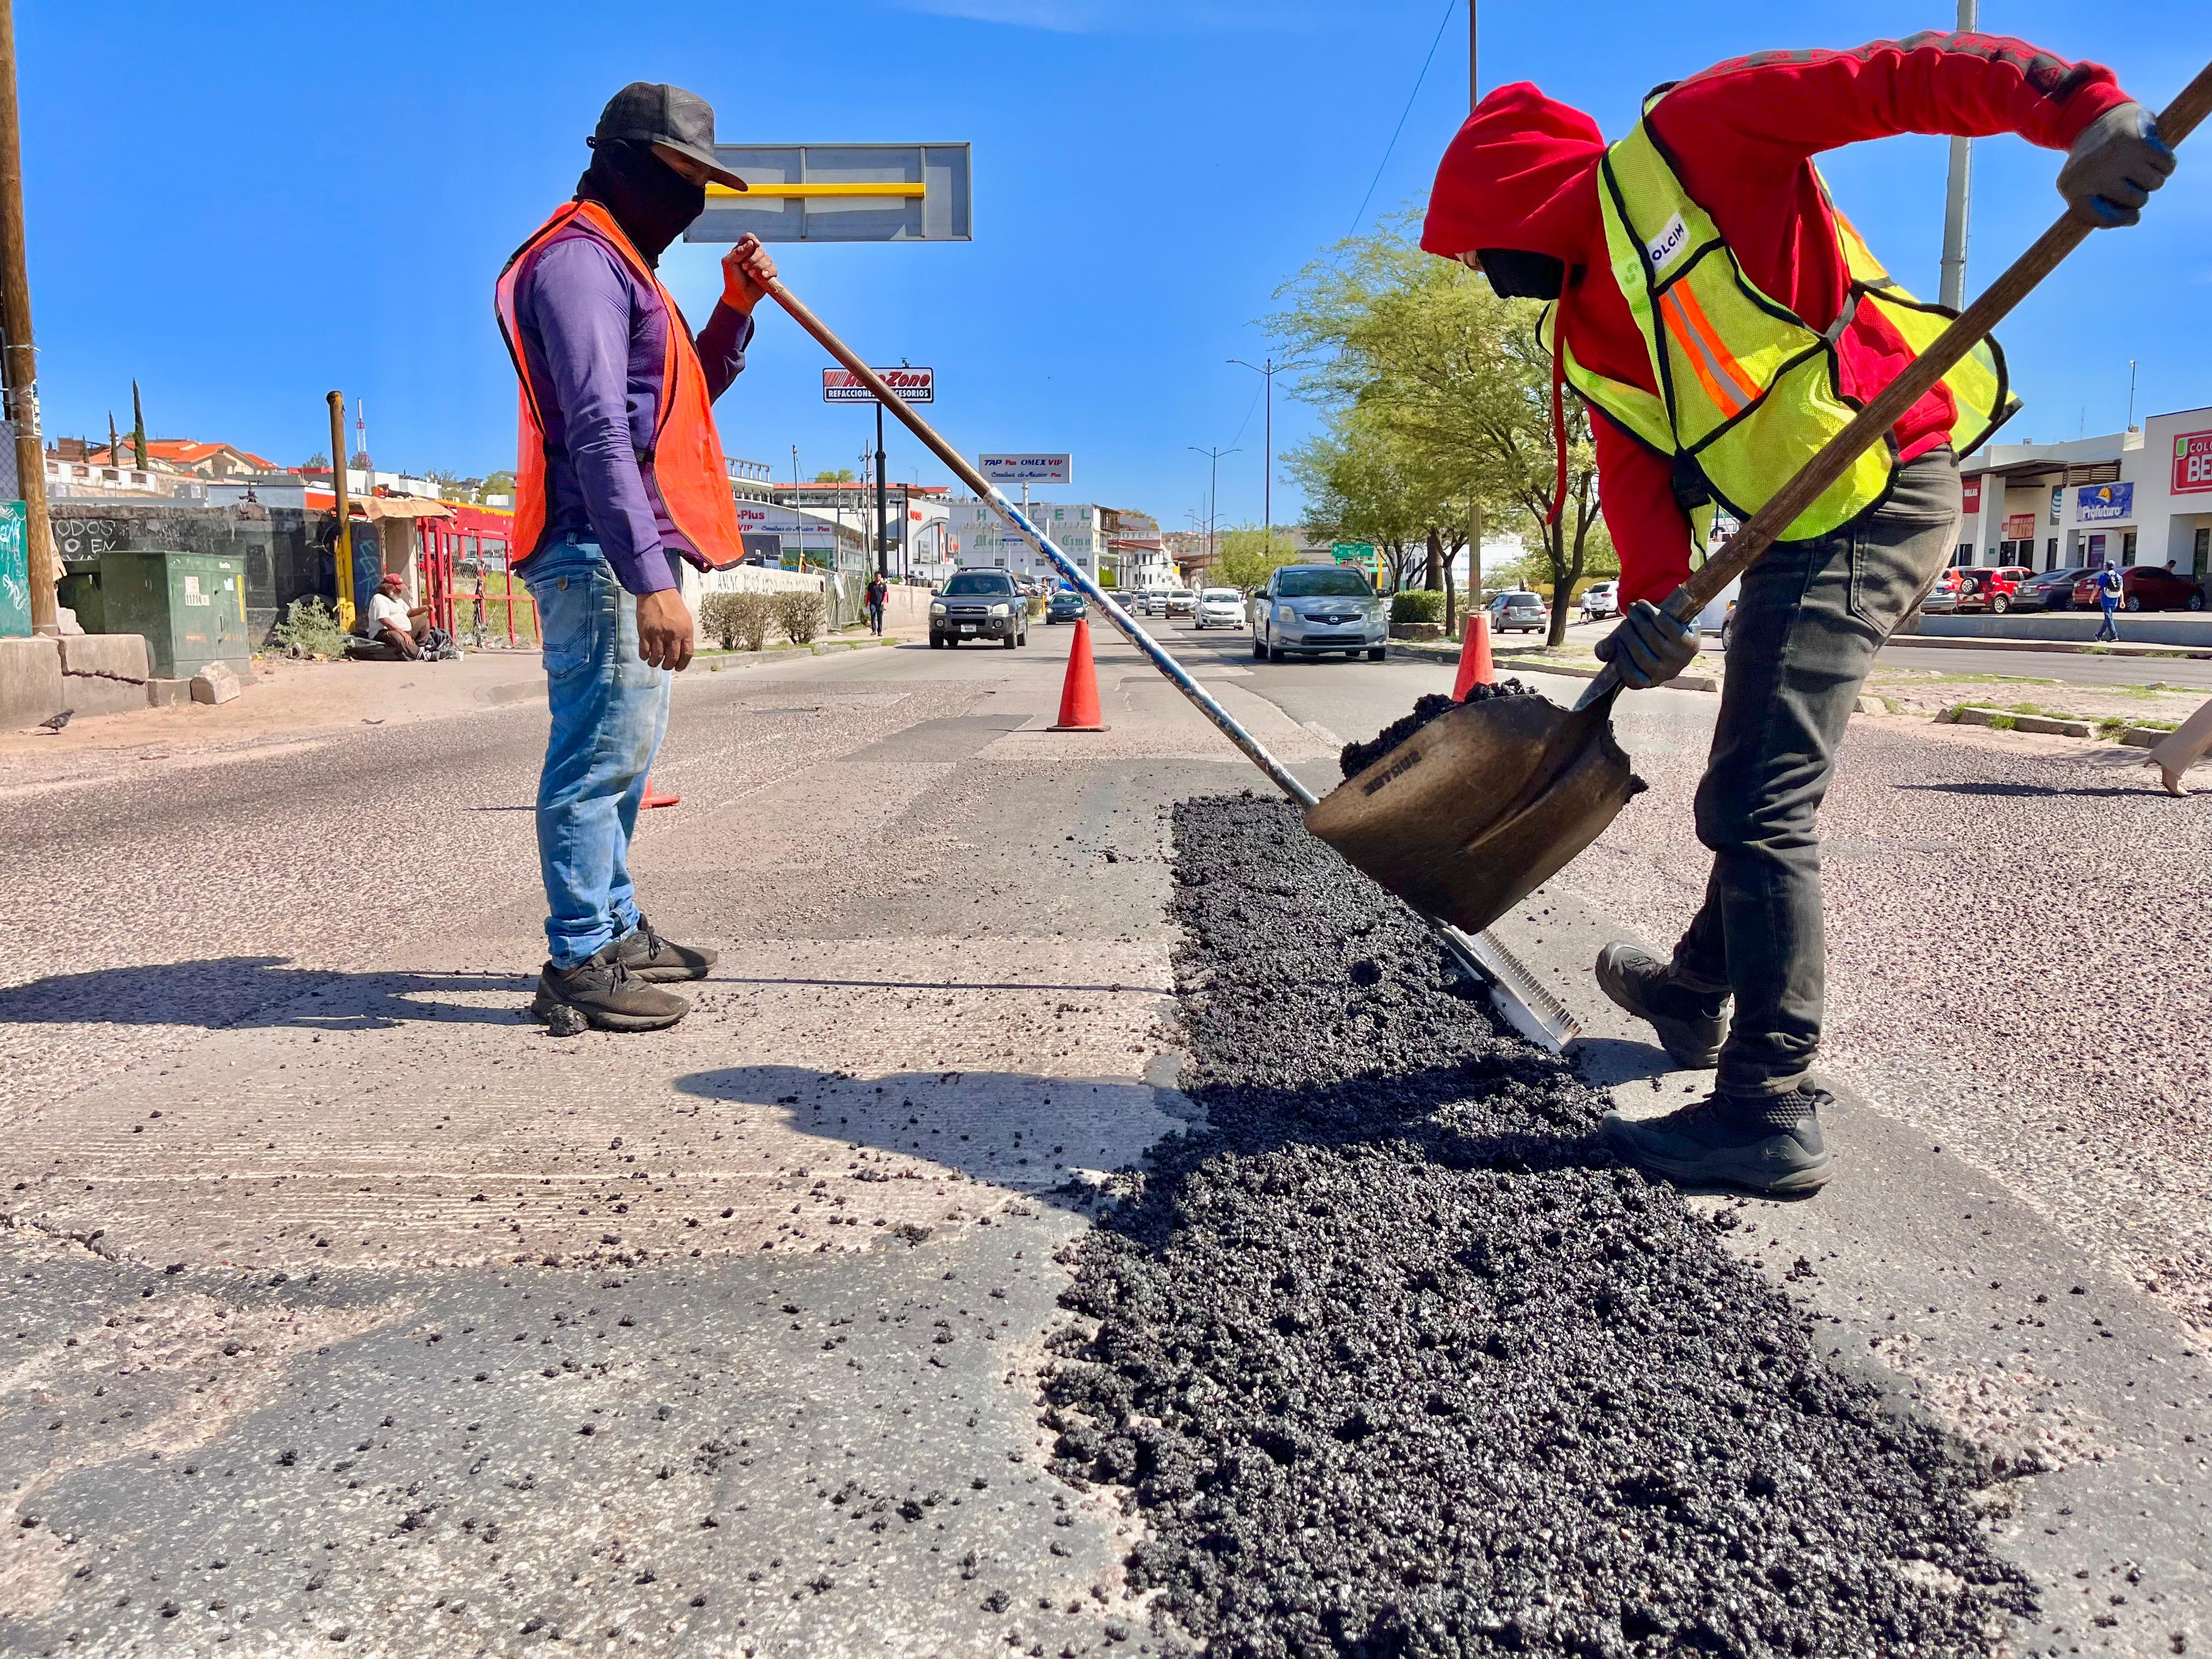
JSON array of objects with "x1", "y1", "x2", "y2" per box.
[
  {"x1": 1594, "y1": 942, "x2": 1728, "y2": 1069},
  {"x1": 532, "y1": 943, "x2": 690, "y2": 1032},
  {"x1": 615, "y1": 913, "x2": 719, "y2": 984},
  {"x1": 1602, "y1": 1087, "x2": 1833, "y2": 1196}
]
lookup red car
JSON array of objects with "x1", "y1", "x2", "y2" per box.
[
  {"x1": 1954, "y1": 565, "x2": 2033, "y2": 614},
  {"x1": 2069, "y1": 565, "x2": 2209, "y2": 613}
]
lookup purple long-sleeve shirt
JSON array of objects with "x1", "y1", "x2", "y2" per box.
[{"x1": 512, "y1": 229, "x2": 753, "y2": 596}]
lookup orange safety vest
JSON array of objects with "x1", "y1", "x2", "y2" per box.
[{"x1": 493, "y1": 199, "x2": 747, "y2": 571}]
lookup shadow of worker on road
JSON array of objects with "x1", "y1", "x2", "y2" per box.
[{"x1": 0, "y1": 957, "x2": 535, "y2": 1032}]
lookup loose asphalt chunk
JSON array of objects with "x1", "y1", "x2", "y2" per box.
[
  {"x1": 1338, "y1": 679, "x2": 1537, "y2": 779},
  {"x1": 1041, "y1": 796, "x2": 2035, "y2": 1658}
]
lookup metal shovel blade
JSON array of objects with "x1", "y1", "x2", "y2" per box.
[{"x1": 1302, "y1": 689, "x2": 1639, "y2": 938}]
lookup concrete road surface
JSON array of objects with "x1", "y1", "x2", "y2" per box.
[{"x1": 2, "y1": 613, "x2": 2206, "y2": 1656}]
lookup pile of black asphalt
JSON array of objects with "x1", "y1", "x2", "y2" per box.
[
  {"x1": 1041, "y1": 797, "x2": 2035, "y2": 1658},
  {"x1": 1338, "y1": 680, "x2": 1537, "y2": 780}
]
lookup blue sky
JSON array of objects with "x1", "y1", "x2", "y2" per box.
[{"x1": 24, "y1": 0, "x2": 2211, "y2": 530}]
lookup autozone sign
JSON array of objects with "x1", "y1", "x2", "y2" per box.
[
  {"x1": 2174, "y1": 429, "x2": 2212, "y2": 494},
  {"x1": 822, "y1": 366, "x2": 934, "y2": 404}
]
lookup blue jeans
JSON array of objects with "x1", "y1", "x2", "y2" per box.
[
  {"x1": 522, "y1": 540, "x2": 671, "y2": 968},
  {"x1": 2097, "y1": 598, "x2": 2120, "y2": 642}
]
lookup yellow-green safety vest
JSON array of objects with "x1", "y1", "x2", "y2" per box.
[{"x1": 1544, "y1": 92, "x2": 2021, "y2": 546}]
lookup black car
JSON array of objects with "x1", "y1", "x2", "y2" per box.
[
  {"x1": 1046, "y1": 588, "x2": 1087, "y2": 624},
  {"x1": 929, "y1": 569, "x2": 1030, "y2": 649},
  {"x1": 2009, "y1": 567, "x2": 2088, "y2": 612}
]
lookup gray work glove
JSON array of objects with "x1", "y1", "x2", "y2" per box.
[
  {"x1": 2057, "y1": 102, "x2": 2175, "y2": 228},
  {"x1": 1594, "y1": 599, "x2": 1699, "y2": 690}
]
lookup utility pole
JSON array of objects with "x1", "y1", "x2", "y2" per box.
[
  {"x1": 1189, "y1": 445, "x2": 1239, "y2": 574},
  {"x1": 1469, "y1": 0, "x2": 1477, "y2": 111},
  {"x1": 0, "y1": 0, "x2": 53, "y2": 634},
  {"x1": 326, "y1": 391, "x2": 355, "y2": 631},
  {"x1": 1228, "y1": 358, "x2": 1276, "y2": 539},
  {"x1": 874, "y1": 402, "x2": 888, "y2": 579},
  {"x1": 1939, "y1": 0, "x2": 1977, "y2": 309}
]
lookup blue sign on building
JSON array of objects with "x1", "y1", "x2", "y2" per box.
[{"x1": 2077, "y1": 482, "x2": 2134, "y2": 523}]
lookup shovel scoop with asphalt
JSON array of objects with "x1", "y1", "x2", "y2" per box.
[{"x1": 1311, "y1": 57, "x2": 2212, "y2": 938}]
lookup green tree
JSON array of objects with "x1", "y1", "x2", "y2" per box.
[
  {"x1": 1267, "y1": 218, "x2": 1604, "y2": 646},
  {"x1": 1287, "y1": 410, "x2": 1433, "y2": 595},
  {"x1": 814, "y1": 468, "x2": 857, "y2": 483},
  {"x1": 483, "y1": 470, "x2": 517, "y2": 499},
  {"x1": 1211, "y1": 524, "x2": 1302, "y2": 593}
]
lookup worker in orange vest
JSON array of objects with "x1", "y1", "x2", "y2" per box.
[{"x1": 494, "y1": 82, "x2": 774, "y2": 1032}]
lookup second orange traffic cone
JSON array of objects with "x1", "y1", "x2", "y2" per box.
[
  {"x1": 1450, "y1": 612, "x2": 1496, "y2": 701},
  {"x1": 1050, "y1": 618, "x2": 1108, "y2": 732},
  {"x1": 642, "y1": 775, "x2": 680, "y2": 809}
]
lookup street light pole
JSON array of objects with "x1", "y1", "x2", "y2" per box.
[
  {"x1": 1228, "y1": 358, "x2": 1276, "y2": 538},
  {"x1": 0, "y1": 0, "x2": 53, "y2": 635},
  {"x1": 1469, "y1": 0, "x2": 1477, "y2": 111},
  {"x1": 1188, "y1": 445, "x2": 1239, "y2": 574},
  {"x1": 1939, "y1": 0, "x2": 1977, "y2": 309}
]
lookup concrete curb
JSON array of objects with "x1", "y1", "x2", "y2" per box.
[
  {"x1": 1385, "y1": 642, "x2": 1720, "y2": 693},
  {"x1": 1884, "y1": 633, "x2": 2212, "y2": 661}
]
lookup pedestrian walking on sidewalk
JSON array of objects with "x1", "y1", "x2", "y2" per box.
[
  {"x1": 1421, "y1": 33, "x2": 2172, "y2": 1193},
  {"x1": 494, "y1": 82, "x2": 778, "y2": 1032},
  {"x1": 2095, "y1": 563, "x2": 2124, "y2": 642},
  {"x1": 866, "y1": 572, "x2": 889, "y2": 636}
]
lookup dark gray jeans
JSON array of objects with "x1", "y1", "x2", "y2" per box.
[{"x1": 1672, "y1": 450, "x2": 1960, "y2": 1097}]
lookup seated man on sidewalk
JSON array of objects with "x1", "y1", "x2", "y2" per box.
[{"x1": 363, "y1": 572, "x2": 428, "y2": 659}]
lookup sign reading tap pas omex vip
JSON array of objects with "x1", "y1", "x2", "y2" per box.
[
  {"x1": 823, "y1": 368, "x2": 934, "y2": 404},
  {"x1": 685, "y1": 144, "x2": 972, "y2": 244},
  {"x1": 978, "y1": 455, "x2": 1071, "y2": 484}
]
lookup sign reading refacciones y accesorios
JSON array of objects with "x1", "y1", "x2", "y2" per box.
[
  {"x1": 823, "y1": 366, "x2": 934, "y2": 404},
  {"x1": 2175, "y1": 430, "x2": 2212, "y2": 495}
]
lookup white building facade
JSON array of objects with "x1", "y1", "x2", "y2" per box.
[
  {"x1": 946, "y1": 498, "x2": 1106, "y2": 582},
  {"x1": 1959, "y1": 405, "x2": 2212, "y2": 579}
]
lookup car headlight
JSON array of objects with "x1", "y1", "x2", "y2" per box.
[
  {"x1": 988, "y1": 603, "x2": 1010, "y2": 618},
  {"x1": 930, "y1": 602, "x2": 946, "y2": 616},
  {"x1": 1278, "y1": 605, "x2": 1296, "y2": 624}
]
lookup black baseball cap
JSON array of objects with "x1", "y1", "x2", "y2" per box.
[{"x1": 591, "y1": 82, "x2": 747, "y2": 192}]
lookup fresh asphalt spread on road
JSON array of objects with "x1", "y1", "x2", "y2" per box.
[
  {"x1": 1045, "y1": 795, "x2": 2030, "y2": 1657},
  {"x1": 2, "y1": 615, "x2": 2206, "y2": 1655}
]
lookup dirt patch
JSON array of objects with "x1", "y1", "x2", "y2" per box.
[{"x1": 1040, "y1": 796, "x2": 2035, "y2": 1657}]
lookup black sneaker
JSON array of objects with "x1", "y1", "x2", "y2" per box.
[
  {"x1": 614, "y1": 914, "x2": 719, "y2": 984},
  {"x1": 1594, "y1": 942, "x2": 1728, "y2": 1069},
  {"x1": 532, "y1": 944, "x2": 690, "y2": 1032},
  {"x1": 1602, "y1": 1087, "x2": 1833, "y2": 1195}
]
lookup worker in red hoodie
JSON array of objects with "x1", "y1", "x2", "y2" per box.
[{"x1": 1423, "y1": 34, "x2": 2172, "y2": 1194}]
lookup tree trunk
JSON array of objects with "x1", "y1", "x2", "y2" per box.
[
  {"x1": 1545, "y1": 515, "x2": 1571, "y2": 648},
  {"x1": 1425, "y1": 527, "x2": 1443, "y2": 592},
  {"x1": 1443, "y1": 544, "x2": 1457, "y2": 637}
]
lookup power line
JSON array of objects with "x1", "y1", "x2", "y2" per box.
[{"x1": 1347, "y1": 0, "x2": 1459, "y2": 239}]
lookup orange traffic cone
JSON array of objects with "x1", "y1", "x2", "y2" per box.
[
  {"x1": 1050, "y1": 618, "x2": 1108, "y2": 732},
  {"x1": 1450, "y1": 612, "x2": 1496, "y2": 701},
  {"x1": 642, "y1": 775, "x2": 681, "y2": 809}
]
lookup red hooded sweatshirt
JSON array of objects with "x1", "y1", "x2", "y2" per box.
[{"x1": 1421, "y1": 33, "x2": 2134, "y2": 606}]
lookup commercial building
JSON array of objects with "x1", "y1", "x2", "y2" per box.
[
  {"x1": 1959, "y1": 404, "x2": 2212, "y2": 579},
  {"x1": 946, "y1": 498, "x2": 1116, "y2": 583},
  {"x1": 769, "y1": 479, "x2": 950, "y2": 579}
]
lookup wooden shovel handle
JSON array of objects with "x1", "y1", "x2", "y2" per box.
[{"x1": 1666, "y1": 55, "x2": 2212, "y2": 624}]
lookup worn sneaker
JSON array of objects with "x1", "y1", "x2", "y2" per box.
[
  {"x1": 1594, "y1": 942, "x2": 1728, "y2": 1069},
  {"x1": 1602, "y1": 1087, "x2": 1833, "y2": 1195},
  {"x1": 614, "y1": 914, "x2": 719, "y2": 983},
  {"x1": 532, "y1": 943, "x2": 690, "y2": 1032}
]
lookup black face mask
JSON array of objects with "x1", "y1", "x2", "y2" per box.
[
  {"x1": 575, "y1": 138, "x2": 705, "y2": 266},
  {"x1": 1476, "y1": 248, "x2": 1567, "y2": 301}
]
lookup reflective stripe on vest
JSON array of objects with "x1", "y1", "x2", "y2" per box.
[
  {"x1": 1556, "y1": 96, "x2": 2020, "y2": 544},
  {"x1": 492, "y1": 200, "x2": 748, "y2": 571}
]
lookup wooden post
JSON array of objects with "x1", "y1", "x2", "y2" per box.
[
  {"x1": 0, "y1": 0, "x2": 55, "y2": 635},
  {"x1": 326, "y1": 392, "x2": 354, "y2": 631}
]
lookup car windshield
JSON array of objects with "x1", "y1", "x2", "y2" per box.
[
  {"x1": 1278, "y1": 569, "x2": 1373, "y2": 597},
  {"x1": 943, "y1": 573, "x2": 1014, "y2": 596},
  {"x1": 1202, "y1": 589, "x2": 1239, "y2": 602}
]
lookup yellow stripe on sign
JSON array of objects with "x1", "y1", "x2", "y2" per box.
[{"x1": 707, "y1": 182, "x2": 926, "y2": 200}]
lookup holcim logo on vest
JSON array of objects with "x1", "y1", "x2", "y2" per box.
[{"x1": 1644, "y1": 212, "x2": 1690, "y2": 273}]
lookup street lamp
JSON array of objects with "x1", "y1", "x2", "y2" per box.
[
  {"x1": 1188, "y1": 445, "x2": 1239, "y2": 574},
  {"x1": 1227, "y1": 359, "x2": 1277, "y2": 539}
]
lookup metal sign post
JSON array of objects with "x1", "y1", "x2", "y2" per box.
[{"x1": 824, "y1": 369, "x2": 933, "y2": 579}]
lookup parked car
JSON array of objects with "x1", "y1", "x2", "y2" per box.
[
  {"x1": 1488, "y1": 590, "x2": 1548, "y2": 634},
  {"x1": 1251, "y1": 565, "x2": 1388, "y2": 662},
  {"x1": 1165, "y1": 589, "x2": 1197, "y2": 617},
  {"x1": 929, "y1": 568, "x2": 1030, "y2": 649},
  {"x1": 2010, "y1": 567, "x2": 2089, "y2": 612},
  {"x1": 1949, "y1": 565, "x2": 2035, "y2": 614},
  {"x1": 1045, "y1": 587, "x2": 1087, "y2": 624},
  {"x1": 1718, "y1": 599, "x2": 1737, "y2": 653},
  {"x1": 1920, "y1": 569, "x2": 1962, "y2": 614},
  {"x1": 2070, "y1": 564, "x2": 2208, "y2": 613},
  {"x1": 1193, "y1": 588, "x2": 1246, "y2": 629},
  {"x1": 1135, "y1": 590, "x2": 1166, "y2": 617},
  {"x1": 1578, "y1": 581, "x2": 1619, "y2": 622}
]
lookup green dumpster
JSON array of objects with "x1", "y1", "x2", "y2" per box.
[{"x1": 98, "y1": 549, "x2": 252, "y2": 680}]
